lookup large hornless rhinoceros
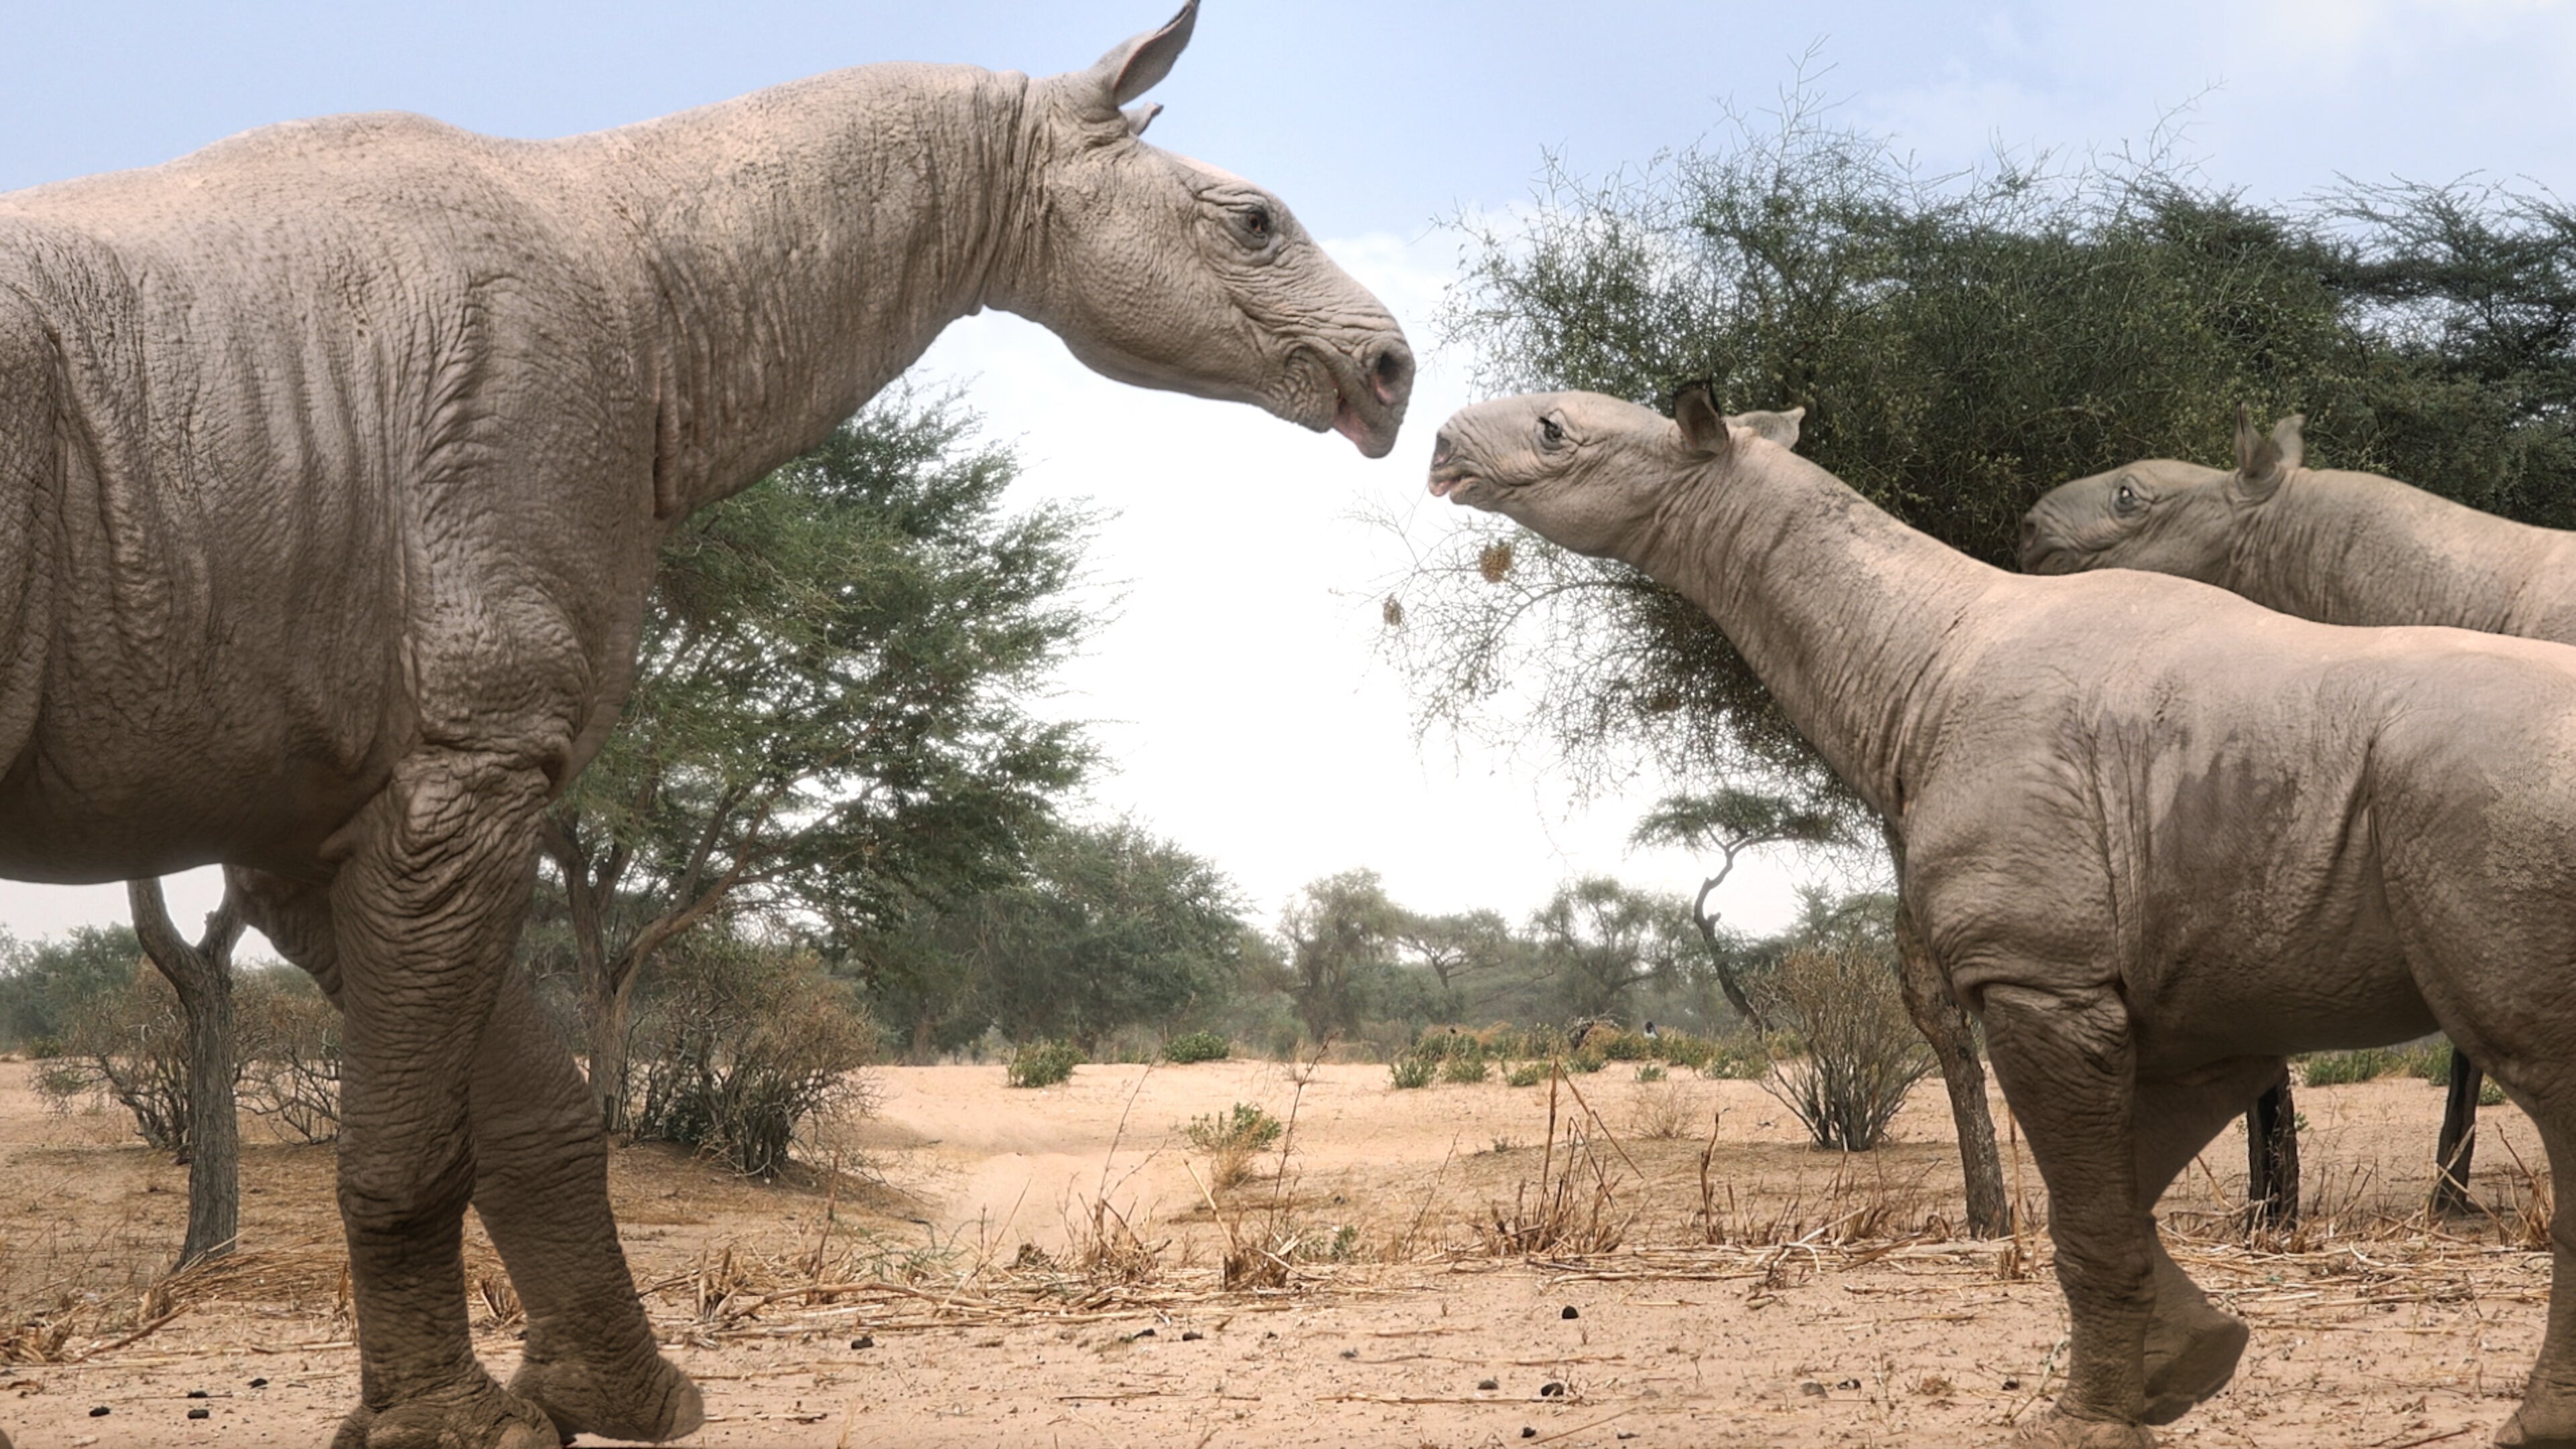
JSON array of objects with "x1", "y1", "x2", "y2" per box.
[{"x1": 0, "y1": 5, "x2": 1410, "y2": 1444}]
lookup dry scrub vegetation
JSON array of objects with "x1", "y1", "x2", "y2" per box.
[{"x1": 0, "y1": 1056, "x2": 2559, "y2": 1446}]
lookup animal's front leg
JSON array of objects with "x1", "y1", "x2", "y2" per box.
[
  {"x1": 1982, "y1": 981, "x2": 2157, "y2": 1449},
  {"x1": 327, "y1": 749, "x2": 558, "y2": 1449}
]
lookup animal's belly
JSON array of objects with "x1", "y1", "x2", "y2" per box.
[
  {"x1": 2130, "y1": 941, "x2": 2438, "y2": 1071},
  {"x1": 0, "y1": 683, "x2": 398, "y2": 883}
]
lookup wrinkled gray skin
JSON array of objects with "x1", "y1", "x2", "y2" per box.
[
  {"x1": 0, "y1": 5, "x2": 1409, "y2": 1445},
  {"x1": 1432, "y1": 388, "x2": 2576, "y2": 1449},
  {"x1": 2021, "y1": 409, "x2": 2576, "y2": 638}
]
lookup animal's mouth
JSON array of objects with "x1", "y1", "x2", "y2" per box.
[
  {"x1": 1318, "y1": 333, "x2": 1412, "y2": 459},
  {"x1": 2016, "y1": 540, "x2": 2082, "y2": 575},
  {"x1": 1426, "y1": 462, "x2": 1486, "y2": 502}
]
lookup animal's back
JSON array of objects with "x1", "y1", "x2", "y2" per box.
[{"x1": 0, "y1": 114, "x2": 663, "y2": 880}]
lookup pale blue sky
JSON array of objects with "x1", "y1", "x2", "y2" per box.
[{"x1": 5, "y1": 1, "x2": 2575, "y2": 948}]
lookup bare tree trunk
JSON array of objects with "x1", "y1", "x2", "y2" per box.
[
  {"x1": 129, "y1": 879, "x2": 247, "y2": 1269},
  {"x1": 2247, "y1": 1078, "x2": 2302, "y2": 1228},
  {"x1": 1880, "y1": 825, "x2": 2009, "y2": 1238},
  {"x1": 1889, "y1": 894, "x2": 2012, "y2": 1237},
  {"x1": 2432, "y1": 1048, "x2": 2481, "y2": 1214},
  {"x1": 587, "y1": 969, "x2": 638, "y2": 1136}
]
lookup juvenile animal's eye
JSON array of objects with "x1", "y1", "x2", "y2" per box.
[
  {"x1": 1540, "y1": 416, "x2": 1566, "y2": 446},
  {"x1": 2113, "y1": 480, "x2": 2140, "y2": 513},
  {"x1": 1242, "y1": 206, "x2": 1273, "y2": 241}
]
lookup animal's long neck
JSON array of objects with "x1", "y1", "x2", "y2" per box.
[
  {"x1": 2229, "y1": 470, "x2": 2576, "y2": 637},
  {"x1": 570, "y1": 64, "x2": 1035, "y2": 516},
  {"x1": 1625, "y1": 447, "x2": 2000, "y2": 817}
]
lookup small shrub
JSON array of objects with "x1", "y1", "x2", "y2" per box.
[
  {"x1": 1763, "y1": 940, "x2": 1933, "y2": 1151},
  {"x1": 1006, "y1": 1039, "x2": 1081, "y2": 1089},
  {"x1": 2300, "y1": 1048, "x2": 2401, "y2": 1087},
  {"x1": 1597, "y1": 1030, "x2": 1652, "y2": 1062},
  {"x1": 1629, "y1": 1081, "x2": 1696, "y2": 1140},
  {"x1": 1567, "y1": 1049, "x2": 1607, "y2": 1075},
  {"x1": 238, "y1": 971, "x2": 342, "y2": 1144},
  {"x1": 1163, "y1": 1030, "x2": 1232, "y2": 1065},
  {"x1": 2481, "y1": 1079, "x2": 2508, "y2": 1108},
  {"x1": 1389, "y1": 1051, "x2": 1436, "y2": 1089},
  {"x1": 1442, "y1": 1051, "x2": 1491, "y2": 1085},
  {"x1": 1635, "y1": 1063, "x2": 1667, "y2": 1083},
  {"x1": 1505, "y1": 1061, "x2": 1549, "y2": 1088},
  {"x1": 630, "y1": 938, "x2": 878, "y2": 1179},
  {"x1": 1656, "y1": 1033, "x2": 1718, "y2": 1071},
  {"x1": 1185, "y1": 1102, "x2": 1285, "y2": 1156},
  {"x1": 1702, "y1": 1038, "x2": 1771, "y2": 1080}
]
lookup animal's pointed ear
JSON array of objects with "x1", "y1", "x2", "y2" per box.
[
  {"x1": 2231, "y1": 403, "x2": 2305, "y2": 500},
  {"x1": 1726, "y1": 406, "x2": 1805, "y2": 451},
  {"x1": 1076, "y1": 1, "x2": 1198, "y2": 116},
  {"x1": 1674, "y1": 384, "x2": 1731, "y2": 457}
]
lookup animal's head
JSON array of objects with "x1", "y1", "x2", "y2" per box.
[
  {"x1": 1014, "y1": 2, "x2": 1411, "y2": 457},
  {"x1": 2018, "y1": 408, "x2": 2306, "y2": 580},
  {"x1": 1426, "y1": 386, "x2": 1803, "y2": 559}
]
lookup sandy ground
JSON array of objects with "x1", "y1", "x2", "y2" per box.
[{"x1": 0, "y1": 1055, "x2": 2557, "y2": 1446}]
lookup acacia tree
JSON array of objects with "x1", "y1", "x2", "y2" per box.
[
  {"x1": 1528, "y1": 875, "x2": 1691, "y2": 1024},
  {"x1": 539, "y1": 393, "x2": 1095, "y2": 1130},
  {"x1": 952, "y1": 820, "x2": 1252, "y2": 1051},
  {"x1": 1280, "y1": 869, "x2": 1404, "y2": 1044}
]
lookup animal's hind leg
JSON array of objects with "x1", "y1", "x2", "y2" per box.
[
  {"x1": 1981, "y1": 981, "x2": 2155, "y2": 1448},
  {"x1": 2129, "y1": 1057, "x2": 2281, "y2": 1425},
  {"x1": 2487, "y1": 1110, "x2": 2576, "y2": 1447},
  {"x1": 473, "y1": 966, "x2": 703, "y2": 1442}
]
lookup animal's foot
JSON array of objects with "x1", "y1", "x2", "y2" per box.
[
  {"x1": 509, "y1": 1343, "x2": 704, "y2": 1444},
  {"x1": 2009, "y1": 1410, "x2": 2157, "y2": 1448},
  {"x1": 2498, "y1": 1405, "x2": 2576, "y2": 1447},
  {"x1": 328, "y1": 1380, "x2": 560, "y2": 1449},
  {"x1": 2141, "y1": 1306, "x2": 2248, "y2": 1425}
]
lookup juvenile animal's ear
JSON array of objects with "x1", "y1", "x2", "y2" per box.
[
  {"x1": 1726, "y1": 407, "x2": 1805, "y2": 451},
  {"x1": 2231, "y1": 403, "x2": 2306, "y2": 500},
  {"x1": 1077, "y1": 1, "x2": 1198, "y2": 115},
  {"x1": 1674, "y1": 384, "x2": 1731, "y2": 456}
]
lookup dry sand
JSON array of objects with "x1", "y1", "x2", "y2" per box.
[{"x1": 0, "y1": 1055, "x2": 2553, "y2": 1446}]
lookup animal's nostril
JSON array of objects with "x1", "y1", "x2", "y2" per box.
[
  {"x1": 1370, "y1": 340, "x2": 1414, "y2": 405},
  {"x1": 1432, "y1": 429, "x2": 1452, "y2": 465}
]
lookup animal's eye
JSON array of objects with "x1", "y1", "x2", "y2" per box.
[
  {"x1": 1242, "y1": 206, "x2": 1273, "y2": 242},
  {"x1": 1540, "y1": 416, "x2": 1566, "y2": 446},
  {"x1": 2113, "y1": 481, "x2": 2140, "y2": 513}
]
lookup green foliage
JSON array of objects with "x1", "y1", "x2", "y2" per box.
[
  {"x1": 1634, "y1": 1063, "x2": 1668, "y2": 1083},
  {"x1": 0, "y1": 926, "x2": 138, "y2": 1055},
  {"x1": 1163, "y1": 1030, "x2": 1232, "y2": 1065},
  {"x1": 1566, "y1": 1049, "x2": 1606, "y2": 1075},
  {"x1": 1282, "y1": 869, "x2": 1407, "y2": 1043},
  {"x1": 1183, "y1": 1103, "x2": 1284, "y2": 1156},
  {"x1": 1655, "y1": 1033, "x2": 1718, "y2": 1071},
  {"x1": 1505, "y1": 1061, "x2": 1550, "y2": 1088},
  {"x1": 1531, "y1": 877, "x2": 1694, "y2": 1022},
  {"x1": 1440, "y1": 1046, "x2": 1492, "y2": 1084},
  {"x1": 538, "y1": 392, "x2": 1098, "y2": 1109},
  {"x1": 1701, "y1": 1038, "x2": 1772, "y2": 1080},
  {"x1": 2300, "y1": 1038, "x2": 2451, "y2": 1087},
  {"x1": 629, "y1": 935, "x2": 878, "y2": 1179},
  {"x1": 1006, "y1": 1039, "x2": 1081, "y2": 1089},
  {"x1": 1388, "y1": 1051, "x2": 1437, "y2": 1089},
  {"x1": 2482, "y1": 1079, "x2": 2508, "y2": 1108}
]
